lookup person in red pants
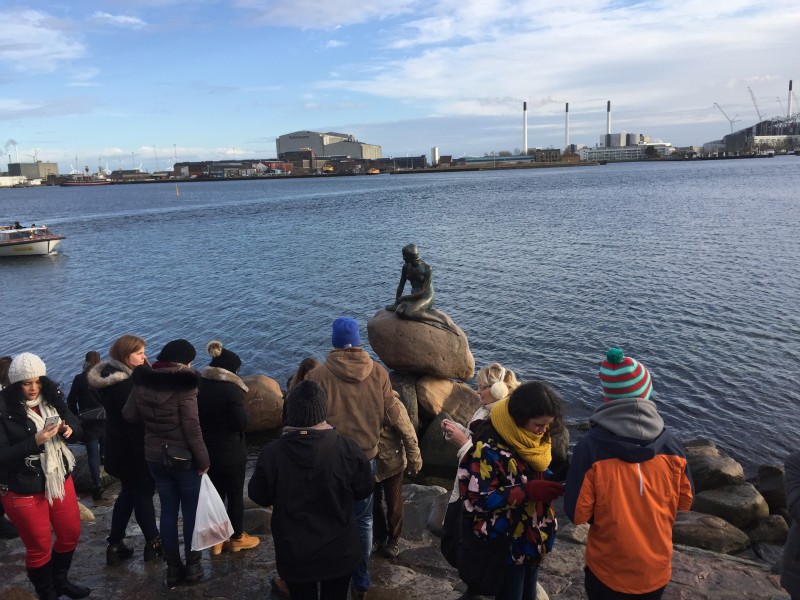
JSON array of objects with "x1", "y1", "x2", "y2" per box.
[{"x1": 0, "y1": 352, "x2": 90, "y2": 600}]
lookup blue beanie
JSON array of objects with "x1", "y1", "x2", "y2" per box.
[{"x1": 331, "y1": 317, "x2": 360, "y2": 348}]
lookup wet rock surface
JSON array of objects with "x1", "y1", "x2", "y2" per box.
[{"x1": 0, "y1": 481, "x2": 791, "y2": 600}]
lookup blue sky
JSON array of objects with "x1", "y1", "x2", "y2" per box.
[{"x1": 2, "y1": 0, "x2": 798, "y2": 173}]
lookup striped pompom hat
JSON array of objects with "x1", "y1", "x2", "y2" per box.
[{"x1": 599, "y1": 347, "x2": 652, "y2": 401}]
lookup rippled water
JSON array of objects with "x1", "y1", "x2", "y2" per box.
[{"x1": 2, "y1": 158, "x2": 799, "y2": 471}]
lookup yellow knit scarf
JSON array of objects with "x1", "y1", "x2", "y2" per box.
[{"x1": 489, "y1": 398, "x2": 552, "y2": 472}]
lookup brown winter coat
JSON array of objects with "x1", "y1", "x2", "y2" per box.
[
  {"x1": 306, "y1": 348, "x2": 395, "y2": 460},
  {"x1": 376, "y1": 397, "x2": 422, "y2": 482}
]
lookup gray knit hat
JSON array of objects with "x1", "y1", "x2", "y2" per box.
[
  {"x1": 8, "y1": 353, "x2": 47, "y2": 384},
  {"x1": 285, "y1": 380, "x2": 328, "y2": 427}
]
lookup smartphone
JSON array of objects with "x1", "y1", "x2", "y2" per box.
[{"x1": 44, "y1": 415, "x2": 60, "y2": 429}]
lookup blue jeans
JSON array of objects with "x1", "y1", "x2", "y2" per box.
[
  {"x1": 85, "y1": 435, "x2": 104, "y2": 488},
  {"x1": 351, "y1": 458, "x2": 376, "y2": 592},
  {"x1": 108, "y1": 473, "x2": 158, "y2": 542},
  {"x1": 148, "y1": 462, "x2": 201, "y2": 560},
  {"x1": 496, "y1": 564, "x2": 539, "y2": 600}
]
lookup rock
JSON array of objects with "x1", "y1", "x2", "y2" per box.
[
  {"x1": 367, "y1": 309, "x2": 475, "y2": 380},
  {"x1": 417, "y1": 413, "x2": 461, "y2": 477},
  {"x1": 390, "y1": 371, "x2": 421, "y2": 430},
  {"x1": 744, "y1": 515, "x2": 789, "y2": 544},
  {"x1": 77, "y1": 502, "x2": 95, "y2": 522},
  {"x1": 692, "y1": 482, "x2": 770, "y2": 529},
  {"x1": 241, "y1": 374, "x2": 283, "y2": 432},
  {"x1": 685, "y1": 442, "x2": 745, "y2": 493},
  {"x1": 68, "y1": 444, "x2": 115, "y2": 493},
  {"x1": 416, "y1": 377, "x2": 480, "y2": 424},
  {"x1": 672, "y1": 511, "x2": 750, "y2": 554},
  {"x1": 756, "y1": 463, "x2": 787, "y2": 514}
]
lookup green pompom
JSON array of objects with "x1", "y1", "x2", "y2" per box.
[{"x1": 606, "y1": 348, "x2": 624, "y2": 364}]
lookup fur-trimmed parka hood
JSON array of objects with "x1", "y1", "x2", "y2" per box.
[
  {"x1": 87, "y1": 359, "x2": 131, "y2": 390},
  {"x1": 200, "y1": 366, "x2": 248, "y2": 392},
  {"x1": 131, "y1": 364, "x2": 199, "y2": 392}
]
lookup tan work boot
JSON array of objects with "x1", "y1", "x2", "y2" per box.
[
  {"x1": 209, "y1": 542, "x2": 224, "y2": 556},
  {"x1": 229, "y1": 532, "x2": 260, "y2": 552}
]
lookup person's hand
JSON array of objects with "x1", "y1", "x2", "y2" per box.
[
  {"x1": 35, "y1": 423, "x2": 60, "y2": 446},
  {"x1": 406, "y1": 458, "x2": 423, "y2": 477},
  {"x1": 525, "y1": 480, "x2": 565, "y2": 503},
  {"x1": 198, "y1": 467, "x2": 209, "y2": 475},
  {"x1": 441, "y1": 419, "x2": 468, "y2": 447},
  {"x1": 58, "y1": 422, "x2": 74, "y2": 439}
]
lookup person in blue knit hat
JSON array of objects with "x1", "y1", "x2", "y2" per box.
[{"x1": 306, "y1": 317, "x2": 402, "y2": 600}]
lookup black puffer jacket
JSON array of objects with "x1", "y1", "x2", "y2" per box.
[
  {"x1": 122, "y1": 364, "x2": 209, "y2": 471},
  {"x1": 87, "y1": 360, "x2": 148, "y2": 480},
  {"x1": 197, "y1": 367, "x2": 249, "y2": 468},
  {"x1": 0, "y1": 379, "x2": 82, "y2": 494},
  {"x1": 67, "y1": 370, "x2": 105, "y2": 440}
]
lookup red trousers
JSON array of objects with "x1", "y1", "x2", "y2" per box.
[{"x1": 1, "y1": 475, "x2": 81, "y2": 568}]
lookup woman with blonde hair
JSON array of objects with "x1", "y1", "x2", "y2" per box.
[{"x1": 88, "y1": 335, "x2": 162, "y2": 566}]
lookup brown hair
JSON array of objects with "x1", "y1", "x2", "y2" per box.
[
  {"x1": 109, "y1": 335, "x2": 146, "y2": 365},
  {"x1": 507, "y1": 381, "x2": 565, "y2": 435},
  {"x1": 287, "y1": 357, "x2": 321, "y2": 391},
  {"x1": 83, "y1": 351, "x2": 101, "y2": 371},
  {"x1": 0, "y1": 355, "x2": 12, "y2": 387}
]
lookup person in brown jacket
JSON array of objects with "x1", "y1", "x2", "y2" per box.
[
  {"x1": 122, "y1": 339, "x2": 210, "y2": 589},
  {"x1": 373, "y1": 393, "x2": 422, "y2": 559},
  {"x1": 306, "y1": 317, "x2": 397, "y2": 600}
]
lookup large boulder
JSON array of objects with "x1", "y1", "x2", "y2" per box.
[
  {"x1": 418, "y1": 412, "x2": 461, "y2": 476},
  {"x1": 755, "y1": 463, "x2": 786, "y2": 514},
  {"x1": 416, "y1": 377, "x2": 480, "y2": 424},
  {"x1": 672, "y1": 511, "x2": 750, "y2": 554},
  {"x1": 367, "y1": 309, "x2": 475, "y2": 381},
  {"x1": 743, "y1": 514, "x2": 789, "y2": 544},
  {"x1": 684, "y1": 440, "x2": 745, "y2": 493},
  {"x1": 692, "y1": 482, "x2": 770, "y2": 530},
  {"x1": 241, "y1": 374, "x2": 284, "y2": 432}
]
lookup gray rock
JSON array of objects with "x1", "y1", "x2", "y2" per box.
[
  {"x1": 744, "y1": 515, "x2": 790, "y2": 544},
  {"x1": 389, "y1": 371, "x2": 421, "y2": 430},
  {"x1": 756, "y1": 463, "x2": 787, "y2": 514},
  {"x1": 693, "y1": 482, "x2": 770, "y2": 529},
  {"x1": 685, "y1": 443, "x2": 745, "y2": 492},
  {"x1": 418, "y1": 413, "x2": 460, "y2": 476},
  {"x1": 673, "y1": 511, "x2": 750, "y2": 554},
  {"x1": 416, "y1": 376, "x2": 480, "y2": 424},
  {"x1": 367, "y1": 309, "x2": 475, "y2": 381}
]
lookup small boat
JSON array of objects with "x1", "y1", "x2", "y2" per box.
[
  {"x1": 367, "y1": 168, "x2": 381, "y2": 174},
  {"x1": 60, "y1": 166, "x2": 112, "y2": 186},
  {"x1": 0, "y1": 225, "x2": 65, "y2": 257}
]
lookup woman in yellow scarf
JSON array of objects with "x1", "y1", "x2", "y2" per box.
[{"x1": 456, "y1": 381, "x2": 566, "y2": 600}]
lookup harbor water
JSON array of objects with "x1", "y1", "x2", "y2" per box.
[{"x1": 1, "y1": 158, "x2": 798, "y2": 471}]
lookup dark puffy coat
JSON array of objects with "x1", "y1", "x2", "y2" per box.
[
  {"x1": 248, "y1": 427, "x2": 373, "y2": 582},
  {"x1": 87, "y1": 360, "x2": 149, "y2": 480},
  {"x1": 122, "y1": 364, "x2": 209, "y2": 471},
  {"x1": 197, "y1": 367, "x2": 249, "y2": 468},
  {"x1": 781, "y1": 450, "x2": 800, "y2": 599},
  {"x1": 0, "y1": 379, "x2": 82, "y2": 494},
  {"x1": 66, "y1": 370, "x2": 105, "y2": 440}
]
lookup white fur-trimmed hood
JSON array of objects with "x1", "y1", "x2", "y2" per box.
[
  {"x1": 200, "y1": 366, "x2": 248, "y2": 392},
  {"x1": 86, "y1": 359, "x2": 132, "y2": 390}
]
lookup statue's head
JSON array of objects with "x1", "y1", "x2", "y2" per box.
[{"x1": 402, "y1": 243, "x2": 420, "y2": 262}]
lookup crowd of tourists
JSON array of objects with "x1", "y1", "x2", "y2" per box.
[{"x1": 1, "y1": 319, "x2": 798, "y2": 600}]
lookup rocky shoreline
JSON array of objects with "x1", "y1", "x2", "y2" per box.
[{"x1": 0, "y1": 443, "x2": 792, "y2": 600}]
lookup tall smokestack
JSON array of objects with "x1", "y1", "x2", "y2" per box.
[
  {"x1": 523, "y1": 102, "x2": 528, "y2": 155},
  {"x1": 789, "y1": 80, "x2": 794, "y2": 118},
  {"x1": 606, "y1": 100, "x2": 612, "y2": 148},
  {"x1": 564, "y1": 103, "x2": 569, "y2": 151}
]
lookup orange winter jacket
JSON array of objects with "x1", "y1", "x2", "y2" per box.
[{"x1": 564, "y1": 398, "x2": 693, "y2": 595}]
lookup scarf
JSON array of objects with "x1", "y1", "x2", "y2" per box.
[
  {"x1": 489, "y1": 397, "x2": 552, "y2": 473},
  {"x1": 25, "y1": 394, "x2": 75, "y2": 504}
]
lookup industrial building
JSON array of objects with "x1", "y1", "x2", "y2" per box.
[
  {"x1": 276, "y1": 131, "x2": 381, "y2": 160},
  {"x1": 8, "y1": 162, "x2": 59, "y2": 180}
]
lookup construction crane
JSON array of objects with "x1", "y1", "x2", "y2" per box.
[
  {"x1": 747, "y1": 87, "x2": 763, "y2": 121},
  {"x1": 714, "y1": 103, "x2": 740, "y2": 134},
  {"x1": 777, "y1": 96, "x2": 786, "y2": 116}
]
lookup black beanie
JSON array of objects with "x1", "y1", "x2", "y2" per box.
[
  {"x1": 285, "y1": 380, "x2": 328, "y2": 428},
  {"x1": 157, "y1": 339, "x2": 196, "y2": 364},
  {"x1": 207, "y1": 340, "x2": 242, "y2": 374}
]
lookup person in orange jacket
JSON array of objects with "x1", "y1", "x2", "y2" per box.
[{"x1": 564, "y1": 348, "x2": 693, "y2": 599}]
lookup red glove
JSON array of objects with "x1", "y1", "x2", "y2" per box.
[{"x1": 525, "y1": 480, "x2": 565, "y2": 503}]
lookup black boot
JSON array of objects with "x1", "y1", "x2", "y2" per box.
[
  {"x1": 143, "y1": 536, "x2": 163, "y2": 562},
  {"x1": 106, "y1": 538, "x2": 134, "y2": 566},
  {"x1": 26, "y1": 561, "x2": 59, "y2": 600},
  {"x1": 52, "y1": 550, "x2": 91, "y2": 599},
  {"x1": 165, "y1": 556, "x2": 184, "y2": 588},
  {"x1": 183, "y1": 550, "x2": 203, "y2": 584}
]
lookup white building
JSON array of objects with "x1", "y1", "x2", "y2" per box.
[
  {"x1": 579, "y1": 143, "x2": 672, "y2": 161},
  {"x1": 276, "y1": 131, "x2": 381, "y2": 160}
]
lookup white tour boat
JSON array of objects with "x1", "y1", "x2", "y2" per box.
[{"x1": 0, "y1": 224, "x2": 66, "y2": 257}]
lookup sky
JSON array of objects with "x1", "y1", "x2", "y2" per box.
[{"x1": 2, "y1": 0, "x2": 799, "y2": 174}]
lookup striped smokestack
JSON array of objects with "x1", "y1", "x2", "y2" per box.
[
  {"x1": 789, "y1": 80, "x2": 794, "y2": 118},
  {"x1": 606, "y1": 101, "x2": 612, "y2": 148},
  {"x1": 523, "y1": 102, "x2": 528, "y2": 155},
  {"x1": 564, "y1": 103, "x2": 569, "y2": 151}
]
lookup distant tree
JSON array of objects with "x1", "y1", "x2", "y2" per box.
[
  {"x1": 644, "y1": 145, "x2": 658, "y2": 159},
  {"x1": 498, "y1": 150, "x2": 512, "y2": 157}
]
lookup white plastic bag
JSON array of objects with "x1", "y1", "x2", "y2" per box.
[{"x1": 191, "y1": 473, "x2": 234, "y2": 551}]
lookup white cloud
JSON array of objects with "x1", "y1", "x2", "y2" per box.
[
  {"x1": 0, "y1": 9, "x2": 84, "y2": 72},
  {"x1": 90, "y1": 12, "x2": 147, "y2": 29},
  {"x1": 232, "y1": 0, "x2": 419, "y2": 28},
  {"x1": 326, "y1": 40, "x2": 346, "y2": 49}
]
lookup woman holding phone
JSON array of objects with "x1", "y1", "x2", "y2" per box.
[{"x1": 0, "y1": 353, "x2": 90, "y2": 600}]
